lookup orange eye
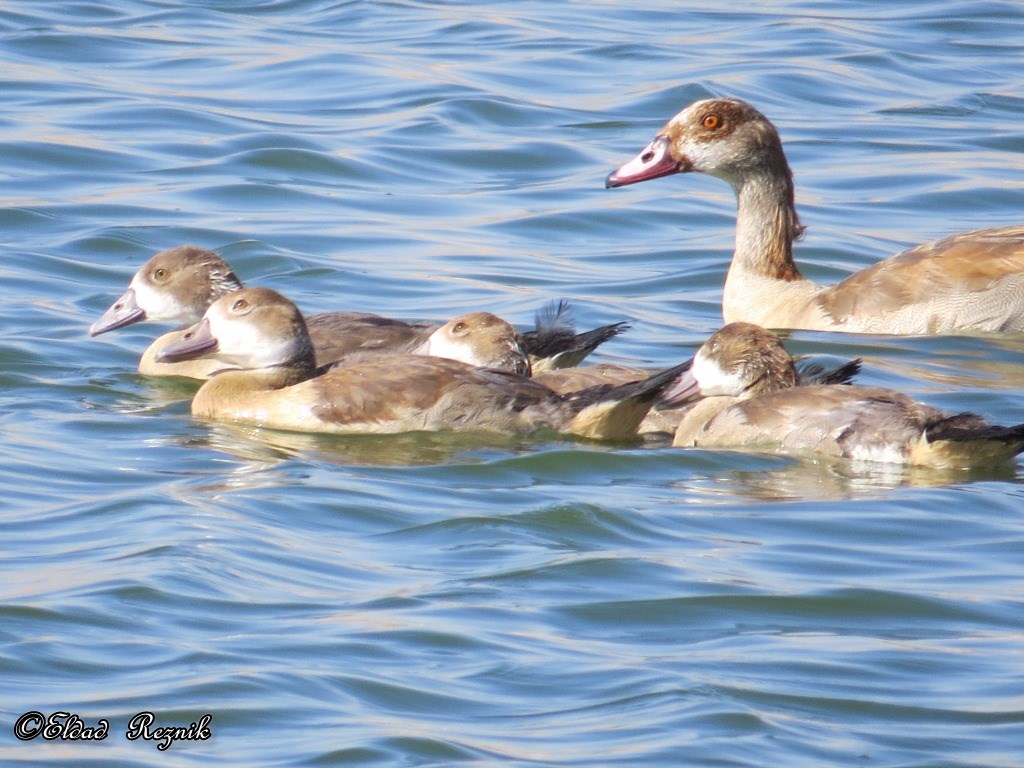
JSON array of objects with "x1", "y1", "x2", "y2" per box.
[
  {"x1": 701, "y1": 114, "x2": 720, "y2": 130},
  {"x1": 231, "y1": 298, "x2": 249, "y2": 312}
]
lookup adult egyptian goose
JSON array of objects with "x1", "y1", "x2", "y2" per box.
[
  {"x1": 90, "y1": 246, "x2": 626, "y2": 378},
  {"x1": 606, "y1": 98, "x2": 1024, "y2": 334},
  {"x1": 157, "y1": 288, "x2": 689, "y2": 440},
  {"x1": 663, "y1": 322, "x2": 1024, "y2": 467},
  {"x1": 418, "y1": 311, "x2": 861, "y2": 434}
]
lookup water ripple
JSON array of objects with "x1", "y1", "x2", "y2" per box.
[{"x1": 3, "y1": 1, "x2": 1024, "y2": 766}]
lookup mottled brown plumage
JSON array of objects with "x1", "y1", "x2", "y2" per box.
[
  {"x1": 158, "y1": 288, "x2": 688, "y2": 440},
  {"x1": 92, "y1": 246, "x2": 625, "y2": 378},
  {"x1": 818, "y1": 227, "x2": 1024, "y2": 331},
  {"x1": 420, "y1": 311, "x2": 860, "y2": 435},
  {"x1": 667, "y1": 323, "x2": 1024, "y2": 467}
]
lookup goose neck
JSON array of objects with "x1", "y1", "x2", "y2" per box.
[{"x1": 732, "y1": 170, "x2": 805, "y2": 282}]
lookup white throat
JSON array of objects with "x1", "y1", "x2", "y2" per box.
[
  {"x1": 131, "y1": 274, "x2": 192, "y2": 323},
  {"x1": 692, "y1": 348, "x2": 745, "y2": 397},
  {"x1": 211, "y1": 317, "x2": 294, "y2": 368},
  {"x1": 421, "y1": 330, "x2": 483, "y2": 367}
]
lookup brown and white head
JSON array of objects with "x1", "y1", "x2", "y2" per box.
[
  {"x1": 90, "y1": 245, "x2": 243, "y2": 335},
  {"x1": 605, "y1": 97, "x2": 790, "y2": 191},
  {"x1": 416, "y1": 312, "x2": 532, "y2": 375},
  {"x1": 661, "y1": 322, "x2": 798, "y2": 405},
  {"x1": 157, "y1": 287, "x2": 314, "y2": 373}
]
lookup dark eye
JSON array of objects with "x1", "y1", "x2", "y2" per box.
[
  {"x1": 452, "y1": 321, "x2": 467, "y2": 334},
  {"x1": 153, "y1": 267, "x2": 169, "y2": 282},
  {"x1": 232, "y1": 298, "x2": 249, "y2": 313},
  {"x1": 701, "y1": 114, "x2": 720, "y2": 130}
]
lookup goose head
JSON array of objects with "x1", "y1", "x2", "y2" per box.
[
  {"x1": 605, "y1": 97, "x2": 787, "y2": 191},
  {"x1": 416, "y1": 312, "x2": 532, "y2": 375},
  {"x1": 91, "y1": 245, "x2": 243, "y2": 335},
  {"x1": 662, "y1": 322, "x2": 798, "y2": 405},
  {"x1": 157, "y1": 287, "x2": 314, "y2": 371}
]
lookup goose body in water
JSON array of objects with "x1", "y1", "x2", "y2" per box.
[
  {"x1": 607, "y1": 98, "x2": 1024, "y2": 335},
  {"x1": 418, "y1": 311, "x2": 861, "y2": 435},
  {"x1": 663, "y1": 323, "x2": 1024, "y2": 468},
  {"x1": 157, "y1": 288, "x2": 688, "y2": 440},
  {"x1": 91, "y1": 246, "x2": 626, "y2": 377}
]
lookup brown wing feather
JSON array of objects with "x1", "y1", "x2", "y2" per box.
[
  {"x1": 534, "y1": 363, "x2": 645, "y2": 394},
  {"x1": 819, "y1": 226, "x2": 1024, "y2": 325},
  {"x1": 697, "y1": 385, "x2": 945, "y2": 459},
  {"x1": 306, "y1": 312, "x2": 436, "y2": 367},
  {"x1": 309, "y1": 355, "x2": 558, "y2": 432}
]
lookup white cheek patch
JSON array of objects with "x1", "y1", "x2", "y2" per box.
[
  {"x1": 685, "y1": 142, "x2": 734, "y2": 182},
  {"x1": 692, "y1": 349, "x2": 745, "y2": 397},
  {"x1": 422, "y1": 329, "x2": 481, "y2": 366},
  {"x1": 207, "y1": 313, "x2": 283, "y2": 367},
  {"x1": 245, "y1": 336, "x2": 296, "y2": 368},
  {"x1": 684, "y1": 142, "x2": 712, "y2": 166},
  {"x1": 131, "y1": 273, "x2": 187, "y2": 323}
]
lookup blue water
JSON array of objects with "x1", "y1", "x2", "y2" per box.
[{"x1": 2, "y1": 1, "x2": 1024, "y2": 766}]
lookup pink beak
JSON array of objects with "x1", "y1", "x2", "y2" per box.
[
  {"x1": 605, "y1": 135, "x2": 680, "y2": 188},
  {"x1": 656, "y1": 364, "x2": 702, "y2": 408},
  {"x1": 90, "y1": 288, "x2": 146, "y2": 336},
  {"x1": 157, "y1": 318, "x2": 218, "y2": 362}
]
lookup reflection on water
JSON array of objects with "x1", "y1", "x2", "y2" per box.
[
  {"x1": 189, "y1": 420, "x2": 1023, "y2": 500},
  {"x1": 684, "y1": 450, "x2": 1022, "y2": 503},
  {"x1": 189, "y1": 421, "x2": 567, "y2": 467},
  {"x1": 774, "y1": 330, "x2": 1024, "y2": 392}
]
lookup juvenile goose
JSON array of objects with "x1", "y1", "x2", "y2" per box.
[
  {"x1": 90, "y1": 245, "x2": 626, "y2": 378},
  {"x1": 416, "y1": 311, "x2": 535, "y2": 376},
  {"x1": 665, "y1": 322, "x2": 1024, "y2": 468},
  {"x1": 157, "y1": 288, "x2": 690, "y2": 440},
  {"x1": 606, "y1": 97, "x2": 1024, "y2": 334},
  {"x1": 418, "y1": 311, "x2": 861, "y2": 434}
]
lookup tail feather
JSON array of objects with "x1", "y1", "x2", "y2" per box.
[
  {"x1": 564, "y1": 360, "x2": 692, "y2": 440},
  {"x1": 537, "y1": 322, "x2": 629, "y2": 371},
  {"x1": 796, "y1": 357, "x2": 863, "y2": 386},
  {"x1": 926, "y1": 415, "x2": 1024, "y2": 446},
  {"x1": 915, "y1": 415, "x2": 1024, "y2": 468},
  {"x1": 523, "y1": 300, "x2": 629, "y2": 372},
  {"x1": 534, "y1": 299, "x2": 574, "y2": 334}
]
